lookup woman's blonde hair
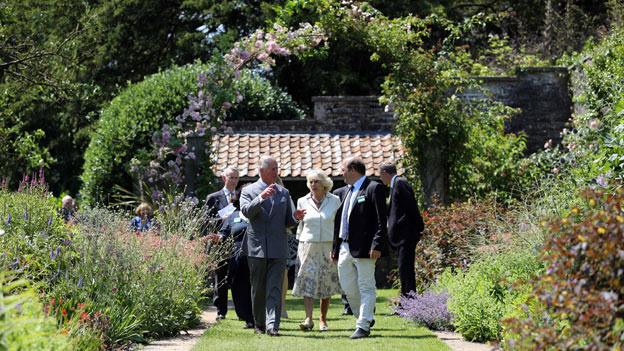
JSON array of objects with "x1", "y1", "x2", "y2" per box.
[
  {"x1": 135, "y1": 202, "x2": 153, "y2": 216},
  {"x1": 306, "y1": 169, "x2": 333, "y2": 193}
]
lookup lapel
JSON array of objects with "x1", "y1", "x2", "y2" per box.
[
  {"x1": 218, "y1": 190, "x2": 228, "y2": 209},
  {"x1": 350, "y1": 177, "x2": 369, "y2": 214},
  {"x1": 268, "y1": 184, "x2": 284, "y2": 219}
]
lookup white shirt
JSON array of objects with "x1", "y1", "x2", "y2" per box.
[
  {"x1": 339, "y1": 175, "x2": 366, "y2": 240},
  {"x1": 296, "y1": 192, "x2": 341, "y2": 242}
]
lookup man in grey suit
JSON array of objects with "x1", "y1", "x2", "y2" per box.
[{"x1": 240, "y1": 155, "x2": 304, "y2": 336}]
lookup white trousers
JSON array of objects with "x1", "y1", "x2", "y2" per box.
[{"x1": 337, "y1": 242, "x2": 376, "y2": 331}]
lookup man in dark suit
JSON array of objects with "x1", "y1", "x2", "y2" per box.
[
  {"x1": 379, "y1": 162, "x2": 424, "y2": 297},
  {"x1": 332, "y1": 157, "x2": 388, "y2": 339},
  {"x1": 240, "y1": 155, "x2": 305, "y2": 336},
  {"x1": 205, "y1": 167, "x2": 239, "y2": 320}
]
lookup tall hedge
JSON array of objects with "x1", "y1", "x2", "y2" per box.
[{"x1": 80, "y1": 63, "x2": 303, "y2": 205}]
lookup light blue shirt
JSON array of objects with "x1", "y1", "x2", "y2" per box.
[{"x1": 339, "y1": 175, "x2": 366, "y2": 240}]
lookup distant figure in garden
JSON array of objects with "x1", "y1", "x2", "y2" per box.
[
  {"x1": 205, "y1": 167, "x2": 240, "y2": 320},
  {"x1": 130, "y1": 202, "x2": 154, "y2": 232},
  {"x1": 379, "y1": 162, "x2": 424, "y2": 297},
  {"x1": 333, "y1": 157, "x2": 388, "y2": 339},
  {"x1": 212, "y1": 184, "x2": 254, "y2": 329},
  {"x1": 293, "y1": 169, "x2": 342, "y2": 332},
  {"x1": 240, "y1": 155, "x2": 304, "y2": 336},
  {"x1": 61, "y1": 195, "x2": 76, "y2": 224}
]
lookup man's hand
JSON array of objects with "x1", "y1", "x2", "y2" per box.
[
  {"x1": 369, "y1": 249, "x2": 381, "y2": 260},
  {"x1": 294, "y1": 209, "x2": 306, "y2": 220},
  {"x1": 260, "y1": 183, "x2": 277, "y2": 200}
]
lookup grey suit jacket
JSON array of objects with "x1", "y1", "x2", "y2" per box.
[{"x1": 240, "y1": 180, "x2": 296, "y2": 259}]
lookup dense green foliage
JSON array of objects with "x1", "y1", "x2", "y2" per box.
[
  {"x1": 0, "y1": 179, "x2": 227, "y2": 348},
  {"x1": 442, "y1": 251, "x2": 542, "y2": 342}
]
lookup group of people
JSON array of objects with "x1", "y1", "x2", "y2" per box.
[{"x1": 206, "y1": 155, "x2": 424, "y2": 339}]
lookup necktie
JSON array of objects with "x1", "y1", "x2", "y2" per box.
[{"x1": 340, "y1": 186, "x2": 353, "y2": 240}]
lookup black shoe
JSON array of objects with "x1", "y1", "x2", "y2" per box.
[
  {"x1": 254, "y1": 326, "x2": 266, "y2": 334},
  {"x1": 369, "y1": 319, "x2": 375, "y2": 328},
  {"x1": 266, "y1": 328, "x2": 281, "y2": 337},
  {"x1": 244, "y1": 322, "x2": 255, "y2": 329},
  {"x1": 216, "y1": 314, "x2": 226, "y2": 320},
  {"x1": 342, "y1": 307, "x2": 353, "y2": 315},
  {"x1": 350, "y1": 328, "x2": 370, "y2": 339}
]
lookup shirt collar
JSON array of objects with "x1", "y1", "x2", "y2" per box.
[
  {"x1": 390, "y1": 175, "x2": 398, "y2": 189},
  {"x1": 352, "y1": 175, "x2": 366, "y2": 191}
]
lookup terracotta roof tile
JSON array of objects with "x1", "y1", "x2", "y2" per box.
[{"x1": 212, "y1": 133, "x2": 403, "y2": 177}]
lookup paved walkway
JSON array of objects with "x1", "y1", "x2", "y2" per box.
[
  {"x1": 141, "y1": 307, "x2": 218, "y2": 351},
  {"x1": 434, "y1": 331, "x2": 495, "y2": 351}
]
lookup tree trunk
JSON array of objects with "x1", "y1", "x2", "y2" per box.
[{"x1": 420, "y1": 143, "x2": 449, "y2": 208}]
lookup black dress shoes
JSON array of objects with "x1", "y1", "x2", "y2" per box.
[
  {"x1": 369, "y1": 319, "x2": 375, "y2": 328},
  {"x1": 216, "y1": 314, "x2": 226, "y2": 320},
  {"x1": 350, "y1": 328, "x2": 370, "y2": 339},
  {"x1": 244, "y1": 321, "x2": 255, "y2": 329},
  {"x1": 342, "y1": 306, "x2": 353, "y2": 315},
  {"x1": 254, "y1": 326, "x2": 266, "y2": 334},
  {"x1": 266, "y1": 328, "x2": 281, "y2": 337}
]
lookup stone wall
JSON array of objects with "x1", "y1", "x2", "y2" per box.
[{"x1": 462, "y1": 67, "x2": 572, "y2": 153}]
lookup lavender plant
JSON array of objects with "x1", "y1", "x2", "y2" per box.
[{"x1": 395, "y1": 291, "x2": 454, "y2": 331}]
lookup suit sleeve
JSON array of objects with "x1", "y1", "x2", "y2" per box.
[
  {"x1": 218, "y1": 216, "x2": 232, "y2": 240},
  {"x1": 397, "y1": 180, "x2": 424, "y2": 233},
  {"x1": 240, "y1": 187, "x2": 264, "y2": 219},
  {"x1": 370, "y1": 183, "x2": 388, "y2": 252}
]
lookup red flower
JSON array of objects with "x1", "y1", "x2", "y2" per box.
[
  {"x1": 61, "y1": 308, "x2": 67, "y2": 317},
  {"x1": 112, "y1": 287, "x2": 118, "y2": 293},
  {"x1": 80, "y1": 312, "x2": 90, "y2": 321}
]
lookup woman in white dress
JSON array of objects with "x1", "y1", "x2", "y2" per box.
[{"x1": 292, "y1": 169, "x2": 341, "y2": 332}]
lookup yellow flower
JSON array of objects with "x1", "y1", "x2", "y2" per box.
[
  {"x1": 571, "y1": 208, "x2": 579, "y2": 214},
  {"x1": 597, "y1": 227, "x2": 607, "y2": 235}
]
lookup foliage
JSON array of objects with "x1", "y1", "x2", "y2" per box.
[
  {"x1": 81, "y1": 61, "x2": 305, "y2": 205},
  {"x1": 48, "y1": 205, "x2": 215, "y2": 345},
  {"x1": 449, "y1": 99, "x2": 532, "y2": 203},
  {"x1": 503, "y1": 188, "x2": 624, "y2": 350},
  {"x1": 0, "y1": 172, "x2": 74, "y2": 288},
  {"x1": 414, "y1": 199, "x2": 500, "y2": 292},
  {"x1": 0, "y1": 274, "x2": 78, "y2": 350},
  {"x1": 395, "y1": 291, "x2": 454, "y2": 331},
  {"x1": 443, "y1": 249, "x2": 542, "y2": 342}
]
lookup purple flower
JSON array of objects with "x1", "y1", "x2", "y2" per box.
[
  {"x1": 23, "y1": 209, "x2": 28, "y2": 221},
  {"x1": 395, "y1": 291, "x2": 454, "y2": 331},
  {"x1": 596, "y1": 174, "x2": 608, "y2": 188},
  {"x1": 78, "y1": 276, "x2": 83, "y2": 288},
  {"x1": 6, "y1": 213, "x2": 11, "y2": 225},
  {"x1": 47, "y1": 216, "x2": 53, "y2": 226}
]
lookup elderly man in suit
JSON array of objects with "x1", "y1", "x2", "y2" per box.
[
  {"x1": 379, "y1": 162, "x2": 424, "y2": 298},
  {"x1": 205, "y1": 166, "x2": 239, "y2": 320},
  {"x1": 240, "y1": 156, "x2": 304, "y2": 336},
  {"x1": 332, "y1": 157, "x2": 388, "y2": 339}
]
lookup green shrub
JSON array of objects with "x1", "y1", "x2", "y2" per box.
[
  {"x1": 80, "y1": 62, "x2": 304, "y2": 205},
  {"x1": 0, "y1": 176, "x2": 74, "y2": 288},
  {"x1": 503, "y1": 188, "x2": 624, "y2": 350},
  {"x1": 444, "y1": 249, "x2": 542, "y2": 342},
  {"x1": 0, "y1": 273, "x2": 101, "y2": 351}
]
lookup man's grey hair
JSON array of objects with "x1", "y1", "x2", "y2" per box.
[
  {"x1": 222, "y1": 166, "x2": 239, "y2": 176},
  {"x1": 258, "y1": 155, "x2": 277, "y2": 169}
]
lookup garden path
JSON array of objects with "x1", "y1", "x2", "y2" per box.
[
  {"x1": 434, "y1": 331, "x2": 495, "y2": 351},
  {"x1": 141, "y1": 306, "x2": 218, "y2": 351}
]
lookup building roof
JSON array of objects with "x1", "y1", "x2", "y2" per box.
[{"x1": 211, "y1": 133, "x2": 403, "y2": 178}]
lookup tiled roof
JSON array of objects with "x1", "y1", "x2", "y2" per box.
[{"x1": 211, "y1": 133, "x2": 403, "y2": 178}]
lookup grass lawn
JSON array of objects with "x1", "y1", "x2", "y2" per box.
[{"x1": 192, "y1": 289, "x2": 450, "y2": 351}]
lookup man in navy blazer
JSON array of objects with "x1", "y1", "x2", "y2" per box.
[
  {"x1": 379, "y1": 162, "x2": 424, "y2": 297},
  {"x1": 332, "y1": 157, "x2": 388, "y2": 339},
  {"x1": 205, "y1": 166, "x2": 239, "y2": 319}
]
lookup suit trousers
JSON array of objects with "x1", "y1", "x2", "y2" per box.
[
  {"x1": 247, "y1": 257, "x2": 286, "y2": 330},
  {"x1": 213, "y1": 260, "x2": 229, "y2": 316},
  {"x1": 337, "y1": 243, "x2": 376, "y2": 331},
  {"x1": 397, "y1": 240, "x2": 417, "y2": 296},
  {"x1": 229, "y1": 254, "x2": 253, "y2": 324}
]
